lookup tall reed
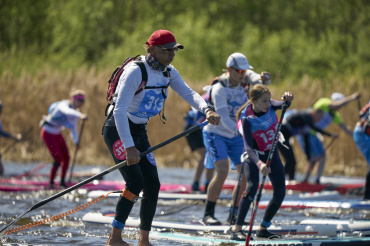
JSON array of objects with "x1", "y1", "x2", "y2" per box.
[{"x1": 0, "y1": 69, "x2": 368, "y2": 177}]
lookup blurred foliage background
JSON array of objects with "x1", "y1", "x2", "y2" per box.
[{"x1": 0, "y1": 0, "x2": 369, "y2": 177}]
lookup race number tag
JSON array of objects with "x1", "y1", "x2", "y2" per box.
[
  {"x1": 113, "y1": 140, "x2": 127, "y2": 160},
  {"x1": 146, "y1": 147, "x2": 156, "y2": 166}
]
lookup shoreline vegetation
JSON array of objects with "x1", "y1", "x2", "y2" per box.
[
  {"x1": 1, "y1": 0, "x2": 369, "y2": 177},
  {"x1": 0, "y1": 69, "x2": 368, "y2": 177}
]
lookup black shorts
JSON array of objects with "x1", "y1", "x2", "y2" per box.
[{"x1": 183, "y1": 122, "x2": 205, "y2": 151}]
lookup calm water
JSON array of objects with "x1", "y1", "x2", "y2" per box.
[{"x1": 0, "y1": 162, "x2": 368, "y2": 246}]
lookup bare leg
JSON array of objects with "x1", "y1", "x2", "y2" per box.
[
  {"x1": 106, "y1": 228, "x2": 132, "y2": 246},
  {"x1": 303, "y1": 160, "x2": 315, "y2": 183},
  {"x1": 138, "y1": 230, "x2": 153, "y2": 246},
  {"x1": 205, "y1": 168, "x2": 214, "y2": 180},
  {"x1": 315, "y1": 154, "x2": 326, "y2": 184},
  {"x1": 193, "y1": 147, "x2": 207, "y2": 185},
  {"x1": 207, "y1": 159, "x2": 229, "y2": 202}
]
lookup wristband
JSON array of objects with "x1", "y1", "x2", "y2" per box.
[
  {"x1": 257, "y1": 161, "x2": 263, "y2": 168},
  {"x1": 202, "y1": 105, "x2": 214, "y2": 115}
]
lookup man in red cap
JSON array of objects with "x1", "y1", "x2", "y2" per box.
[{"x1": 103, "y1": 30, "x2": 220, "y2": 246}]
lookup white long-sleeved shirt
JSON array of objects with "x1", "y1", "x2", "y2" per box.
[
  {"x1": 203, "y1": 74, "x2": 247, "y2": 138},
  {"x1": 243, "y1": 70, "x2": 271, "y2": 94},
  {"x1": 203, "y1": 70, "x2": 266, "y2": 139},
  {"x1": 43, "y1": 100, "x2": 81, "y2": 144},
  {"x1": 111, "y1": 56, "x2": 208, "y2": 148}
]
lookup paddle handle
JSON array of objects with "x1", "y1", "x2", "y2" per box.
[
  {"x1": 2, "y1": 126, "x2": 33, "y2": 155},
  {"x1": 68, "y1": 120, "x2": 86, "y2": 182},
  {"x1": 229, "y1": 163, "x2": 244, "y2": 224},
  {"x1": 357, "y1": 97, "x2": 361, "y2": 120},
  {"x1": 245, "y1": 101, "x2": 290, "y2": 246}
]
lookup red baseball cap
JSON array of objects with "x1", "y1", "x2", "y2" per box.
[{"x1": 146, "y1": 29, "x2": 184, "y2": 49}]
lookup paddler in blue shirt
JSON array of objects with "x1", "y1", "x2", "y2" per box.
[
  {"x1": 354, "y1": 100, "x2": 370, "y2": 200},
  {"x1": 0, "y1": 101, "x2": 22, "y2": 175}
]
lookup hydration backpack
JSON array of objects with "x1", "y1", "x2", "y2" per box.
[
  {"x1": 106, "y1": 55, "x2": 148, "y2": 104},
  {"x1": 360, "y1": 102, "x2": 370, "y2": 119},
  {"x1": 104, "y1": 55, "x2": 171, "y2": 122},
  {"x1": 207, "y1": 75, "x2": 228, "y2": 107}
]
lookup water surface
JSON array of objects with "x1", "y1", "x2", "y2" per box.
[{"x1": 0, "y1": 162, "x2": 368, "y2": 245}]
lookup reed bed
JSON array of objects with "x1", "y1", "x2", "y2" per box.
[{"x1": 0, "y1": 69, "x2": 369, "y2": 178}]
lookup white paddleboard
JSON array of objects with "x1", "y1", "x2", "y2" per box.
[{"x1": 82, "y1": 211, "x2": 370, "y2": 236}]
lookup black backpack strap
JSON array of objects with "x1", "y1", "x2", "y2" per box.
[
  {"x1": 134, "y1": 61, "x2": 148, "y2": 95},
  {"x1": 162, "y1": 67, "x2": 171, "y2": 78},
  {"x1": 102, "y1": 59, "x2": 148, "y2": 134}
]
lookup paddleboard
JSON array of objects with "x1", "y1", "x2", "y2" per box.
[
  {"x1": 87, "y1": 190, "x2": 340, "y2": 202},
  {"x1": 82, "y1": 211, "x2": 370, "y2": 236},
  {"x1": 259, "y1": 200, "x2": 370, "y2": 210},
  {"x1": 150, "y1": 231, "x2": 370, "y2": 245},
  {"x1": 0, "y1": 177, "x2": 364, "y2": 194},
  {"x1": 0, "y1": 180, "x2": 187, "y2": 193}
]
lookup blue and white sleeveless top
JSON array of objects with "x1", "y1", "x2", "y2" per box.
[
  {"x1": 203, "y1": 74, "x2": 248, "y2": 138},
  {"x1": 112, "y1": 56, "x2": 208, "y2": 148},
  {"x1": 239, "y1": 104, "x2": 278, "y2": 151}
]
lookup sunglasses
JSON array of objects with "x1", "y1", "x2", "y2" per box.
[
  {"x1": 157, "y1": 46, "x2": 178, "y2": 53},
  {"x1": 233, "y1": 68, "x2": 247, "y2": 74},
  {"x1": 77, "y1": 99, "x2": 85, "y2": 102}
]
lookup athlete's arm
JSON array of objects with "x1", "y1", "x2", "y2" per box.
[
  {"x1": 338, "y1": 123, "x2": 353, "y2": 136},
  {"x1": 270, "y1": 99, "x2": 284, "y2": 111},
  {"x1": 169, "y1": 67, "x2": 208, "y2": 113},
  {"x1": 245, "y1": 70, "x2": 271, "y2": 86},
  {"x1": 58, "y1": 101, "x2": 82, "y2": 118},
  {"x1": 0, "y1": 127, "x2": 12, "y2": 138},
  {"x1": 113, "y1": 64, "x2": 142, "y2": 149},
  {"x1": 303, "y1": 114, "x2": 333, "y2": 137},
  {"x1": 329, "y1": 92, "x2": 360, "y2": 110}
]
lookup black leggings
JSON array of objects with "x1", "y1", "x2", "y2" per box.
[
  {"x1": 103, "y1": 122, "x2": 160, "y2": 231},
  {"x1": 278, "y1": 125, "x2": 296, "y2": 180},
  {"x1": 365, "y1": 170, "x2": 370, "y2": 200},
  {"x1": 236, "y1": 147, "x2": 286, "y2": 226}
]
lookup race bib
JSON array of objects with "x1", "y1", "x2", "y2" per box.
[
  {"x1": 146, "y1": 147, "x2": 156, "y2": 166},
  {"x1": 113, "y1": 140, "x2": 127, "y2": 160}
]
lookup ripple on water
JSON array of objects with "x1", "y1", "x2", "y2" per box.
[{"x1": 1, "y1": 164, "x2": 369, "y2": 245}]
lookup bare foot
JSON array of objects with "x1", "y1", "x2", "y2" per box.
[
  {"x1": 138, "y1": 230, "x2": 153, "y2": 246},
  {"x1": 106, "y1": 227, "x2": 133, "y2": 246},
  {"x1": 106, "y1": 238, "x2": 132, "y2": 246},
  {"x1": 138, "y1": 241, "x2": 153, "y2": 246}
]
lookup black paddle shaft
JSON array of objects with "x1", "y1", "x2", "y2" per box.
[
  {"x1": 68, "y1": 120, "x2": 86, "y2": 182},
  {"x1": 0, "y1": 121, "x2": 209, "y2": 234},
  {"x1": 1, "y1": 126, "x2": 33, "y2": 155}
]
